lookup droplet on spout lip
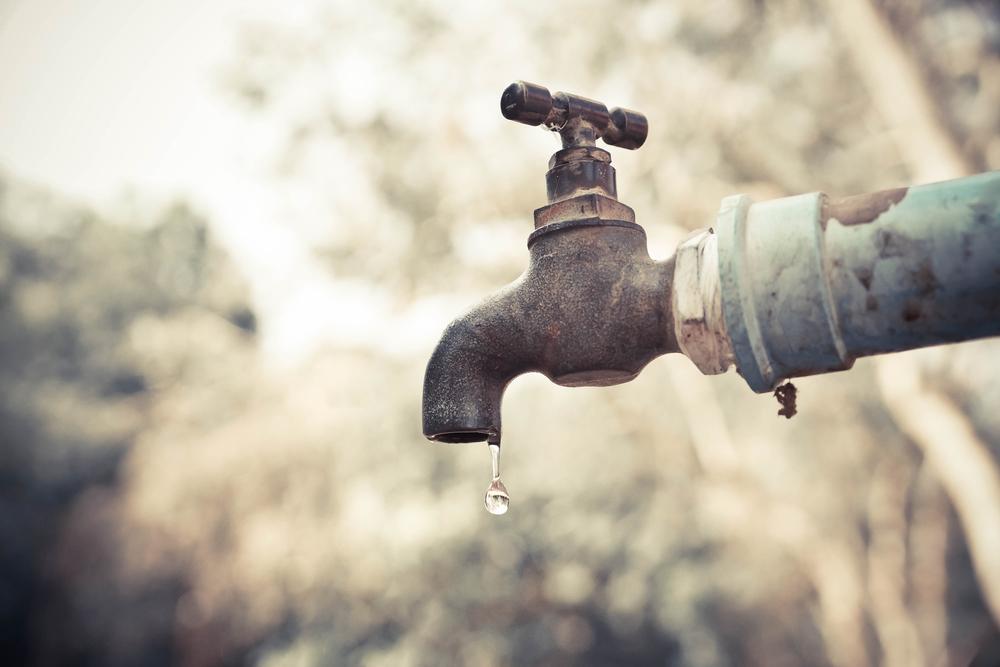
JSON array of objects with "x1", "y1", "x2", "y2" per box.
[{"x1": 485, "y1": 478, "x2": 510, "y2": 515}]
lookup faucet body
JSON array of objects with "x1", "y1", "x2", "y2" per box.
[
  {"x1": 423, "y1": 118, "x2": 674, "y2": 443},
  {"x1": 423, "y1": 208, "x2": 675, "y2": 443}
]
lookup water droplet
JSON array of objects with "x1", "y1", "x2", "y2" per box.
[
  {"x1": 485, "y1": 478, "x2": 510, "y2": 515},
  {"x1": 484, "y1": 442, "x2": 510, "y2": 515}
]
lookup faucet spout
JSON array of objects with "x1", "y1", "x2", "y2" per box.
[
  {"x1": 422, "y1": 284, "x2": 531, "y2": 444},
  {"x1": 422, "y1": 214, "x2": 678, "y2": 444}
]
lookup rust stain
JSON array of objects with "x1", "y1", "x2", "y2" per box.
[
  {"x1": 912, "y1": 260, "x2": 940, "y2": 297},
  {"x1": 902, "y1": 299, "x2": 922, "y2": 322},
  {"x1": 970, "y1": 201, "x2": 994, "y2": 226},
  {"x1": 876, "y1": 229, "x2": 917, "y2": 259},
  {"x1": 774, "y1": 382, "x2": 797, "y2": 419},
  {"x1": 822, "y1": 186, "x2": 908, "y2": 230},
  {"x1": 854, "y1": 266, "x2": 873, "y2": 291}
]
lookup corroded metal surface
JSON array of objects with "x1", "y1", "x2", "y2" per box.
[
  {"x1": 718, "y1": 192, "x2": 851, "y2": 391},
  {"x1": 672, "y1": 228, "x2": 732, "y2": 374},
  {"x1": 423, "y1": 82, "x2": 670, "y2": 444},
  {"x1": 821, "y1": 186, "x2": 908, "y2": 229},
  {"x1": 425, "y1": 82, "x2": 1000, "y2": 435},
  {"x1": 533, "y1": 193, "x2": 635, "y2": 229},
  {"x1": 423, "y1": 224, "x2": 676, "y2": 443},
  {"x1": 716, "y1": 171, "x2": 1000, "y2": 392},
  {"x1": 825, "y1": 171, "x2": 1000, "y2": 359},
  {"x1": 545, "y1": 146, "x2": 617, "y2": 202},
  {"x1": 500, "y1": 81, "x2": 648, "y2": 150}
]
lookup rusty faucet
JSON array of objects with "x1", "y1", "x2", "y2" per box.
[
  {"x1": 423, "y1": 80, "x2": 1000, "y2": 445},
  {"x1": 423, "y1": 82, "x2": 672, "y2": 444}
]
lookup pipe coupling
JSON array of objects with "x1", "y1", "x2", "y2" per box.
[
  {"x1": 672, "y1": 228, "x2": 733, "y2": 374},
  {"x1": 716, "y1": 192, "x2": 851, "y2": 392}
]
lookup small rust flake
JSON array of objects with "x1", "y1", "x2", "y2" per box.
[
  {"x1": 774, "y1": 382, "x2": 798, "y2": 419},
  {"x1": 902, "y1": 299, "x2": 922, "y2": 322},
  {"x1": 912, "y1": 259, "x2": 940, "y2": 297},
  {"x1": 854, "y1": 266, "x2": 873, "y2": 290},
  {"x1": 822, "y1": 187, "x2": 908, "y2": 229}
]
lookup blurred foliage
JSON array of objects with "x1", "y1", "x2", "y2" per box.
[
  {"x1": 0, "y1": 175, "x2": 256, "y2": 664},
  {"x1": 2, "y1": 0, "x2": 1000, "y2": 666}
]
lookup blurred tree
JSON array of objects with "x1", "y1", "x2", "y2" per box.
[{"x1": 0, "y1": 174, "x2": 256, "y2": 665}]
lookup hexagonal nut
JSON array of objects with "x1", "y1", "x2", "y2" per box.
[
  {"x1": 672, "y1": 229, "x2": 732, "y2": 375},
  {"x1": 533, "y1": 193, "x2": 636, "y2": 229}
]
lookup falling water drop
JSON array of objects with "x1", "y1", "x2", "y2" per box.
[
  {"x1": 485, "y1": 478, "x2": 509, "y2": 515},
  {"x1": 484, "y1": 442, "x2": 510, "y2": 515}
]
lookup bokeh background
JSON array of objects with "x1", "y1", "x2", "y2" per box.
[{"x1": 1, "y1": 0, "x2": 999, "y2": 665}]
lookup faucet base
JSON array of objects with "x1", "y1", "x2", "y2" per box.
[
  {"x1": 533, "y1": 193, "x2": 635, "y2": 229},
  {"x1": 553, "y1": 369, "x2": 639, "y2": 387}
]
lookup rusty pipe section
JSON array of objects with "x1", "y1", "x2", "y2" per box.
[{"x1": 679, "y1": 171, "x2": 1000, "y2": 392}]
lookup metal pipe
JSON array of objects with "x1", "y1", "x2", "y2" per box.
[{"x1": 678, "y1": 171, "x2": 1000, "y2": 392}]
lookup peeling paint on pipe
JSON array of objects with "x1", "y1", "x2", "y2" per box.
[{"x1": 712, "y1": 171, "x2": 1000, "y2": 392}]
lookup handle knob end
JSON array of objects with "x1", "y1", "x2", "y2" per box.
[
  {"x1": 604, "y1": 108, "x2": 648, "y2": 150},
  {"x1": 501, "y1": 81, "x2": 553, "y2": 126}
]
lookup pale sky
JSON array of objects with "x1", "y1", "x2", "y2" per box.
[
  {"x1": 0, "y1": 0, "x2": 451, "y2": 366},
  {"x1": 0, "y1": 0, "x2": 250, "y2": 200}
]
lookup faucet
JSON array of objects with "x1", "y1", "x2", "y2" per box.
[
  {"x1": 423, "y1": 81, "x2": 671, "y2": 444},
  {"x1": 423, "y1": 81, "x2": 1000, "y2": 445}
]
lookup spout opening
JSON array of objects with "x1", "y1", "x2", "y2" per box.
[{"x1": 429, "y1": 430, "x2": 492, "y2": 444}]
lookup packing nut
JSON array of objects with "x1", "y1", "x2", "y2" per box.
[{"x1": 672, "y1": 228, "x2": 733, "y2": 375}]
